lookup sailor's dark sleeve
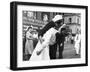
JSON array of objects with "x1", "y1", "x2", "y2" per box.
[
  {"x1": 38, "y1": 21, "x2": 55, "y2": 37},
  {"x1": 56, "y1": 33, "x2": 66, "y2": 44}
]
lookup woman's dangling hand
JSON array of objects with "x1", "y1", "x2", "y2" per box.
[
  {"x1": 36, "y1": 51, "x2": 42, "y2": 55},
  {"x1": 36, "y1": 49, "x2": 44, "y2": 55}
]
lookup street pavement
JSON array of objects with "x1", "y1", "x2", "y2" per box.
[{"x1": 62, "y1": 42, "x2": 80, "y2": 59}]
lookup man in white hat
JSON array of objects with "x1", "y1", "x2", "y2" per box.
[
  {"x1": 52, "y1": 15, "x2": 63, "y2": 22},
  {"x1": 37, "y1": 15, "x2": 64, "y2": 59}
]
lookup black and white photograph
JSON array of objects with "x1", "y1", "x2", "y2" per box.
[
  {"x1": 22, "y1": 11, "x2": 81, "y2": 61},
  {"x1": 10, "y1": 2, "x2": 88, "y2": 70}
]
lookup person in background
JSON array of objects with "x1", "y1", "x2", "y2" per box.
[
  {"x1": 25, "y1": 26, "x2": 34, "y2": 60},
  {"x1": 74, "y1": 29, "x2": 81, "y2": 55},
  {"x1": 71, "y1": 35, "x2": 74, "y2": 44}
]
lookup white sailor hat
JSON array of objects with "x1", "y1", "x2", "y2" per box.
[{"x1": 52, "y1": 15, "x2": 63, "y2": 22}]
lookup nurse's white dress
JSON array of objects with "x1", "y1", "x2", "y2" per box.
[{"x1": 30, "y1": 27, "x2": 58, "y2": 61}]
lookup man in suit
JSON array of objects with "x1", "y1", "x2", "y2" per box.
[{"x1": 38, "y1": 15, "x2": 64, "y2": 59}]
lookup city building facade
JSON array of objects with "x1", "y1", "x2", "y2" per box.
[{"x1": 23, "y1": 11, "x2": 81, "y2": 36}]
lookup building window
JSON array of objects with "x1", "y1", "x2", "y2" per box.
[
  {"x1": 42, "y1": 12, "x2": 50, "y2": 22},
  {"x1": 23, "y1": 11, "x2": 28, "y2": 17},
  {"x1": 43, "y1": 14, "x2": 48, "y2": 22},
  {"x1": 23, "y1": 11, "x2": 37, "y2": 19},
  {"x1": 27, "y1": 11, "x2": 34, "y2": 19}
]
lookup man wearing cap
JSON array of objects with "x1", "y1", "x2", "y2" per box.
[{"x1": 38, "y1": 15, "x2": 64, "y2": 59}]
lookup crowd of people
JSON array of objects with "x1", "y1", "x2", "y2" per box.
[{"x1": 23, "y1": 15, "x2": 81, "y2": 61}]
